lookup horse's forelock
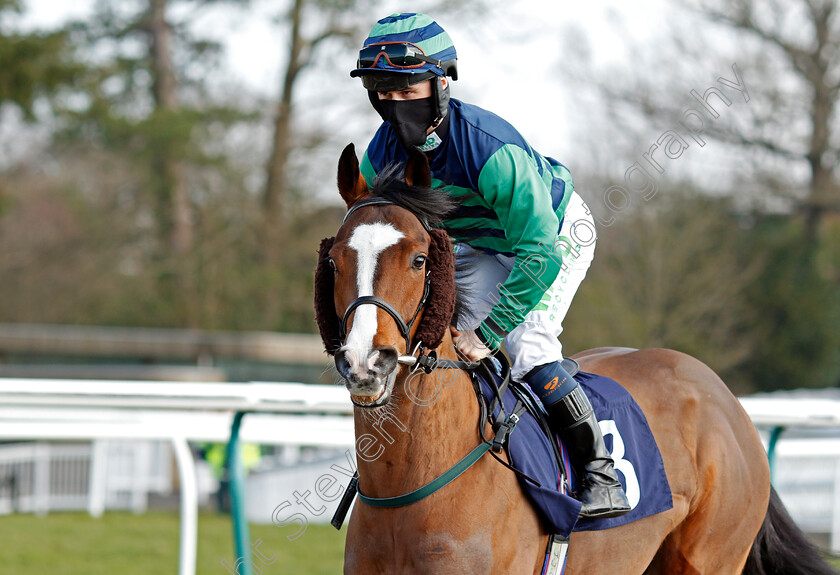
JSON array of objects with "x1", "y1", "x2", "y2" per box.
[{"x1": 369, "y1": 165, "x2": 458, "y2": 230}]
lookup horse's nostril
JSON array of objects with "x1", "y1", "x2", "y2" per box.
[
  {"x1": 335, "y1": 348, "x2": 352, "y2": 379},
  {"x1": 371, "y1": 346, "x2": 398, "y2": 375}
]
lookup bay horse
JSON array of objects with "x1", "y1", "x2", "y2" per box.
[{"x1": 314, "y1": 143, "x2": 836, "y2": 574}]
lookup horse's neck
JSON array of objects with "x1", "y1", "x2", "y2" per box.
[{"x1": 353, "y1": 333, "x2": 479, "y2": 498}]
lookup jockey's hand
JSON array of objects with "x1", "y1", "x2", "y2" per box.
[{"x1": 450, "y1": 326, "x2": 492, "y2": 362}]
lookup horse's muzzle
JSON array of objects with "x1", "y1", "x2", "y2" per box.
[{"x1": 335, "y1": 345, "x2": 398, "y2": 407}]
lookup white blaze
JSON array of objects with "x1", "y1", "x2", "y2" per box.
[{"x1": 344, "y1": 223, "x2": 403, "y2": 368}]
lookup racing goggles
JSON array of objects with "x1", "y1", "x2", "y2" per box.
[{"x1": 357, "y1": 41, "x2": 442, "y2": 71}]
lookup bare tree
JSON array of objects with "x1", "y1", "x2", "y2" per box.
[
  {"x1": 578, "y1": 0, "x2": 840, "y2": 238},
  {"x1": 259, "y1": 0, "x2": 379, "y2": 261},
  {"x1": 264, "y1": 0, "x2": 352, "y2": 222},
  {"x1": 695, "y1": 0, "x2": 840, "y2": 238},
  {"x1": 147, "y1": 0, "x2": 193, "y2": 254},
  {"x1": 558, "y1": 0, "x2": 840, "y2": 390}
]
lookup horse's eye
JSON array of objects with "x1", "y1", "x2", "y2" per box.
[
  {"x1": 329, "y1": 258, "x2": 337, "y2": 272},
  {"x1": 411, "y1": 255, "x2": 427, "y2": 270}
]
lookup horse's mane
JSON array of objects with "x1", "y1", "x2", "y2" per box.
[
  {"x1": 368, "y1": 164, "x2": 458, "y2": 229},
  {"x1": 368, "y1": 164, "x2": 478, "y2": 329}
]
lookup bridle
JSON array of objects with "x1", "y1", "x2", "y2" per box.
[{"x1": 337, "y1": 197, "x2": 433, "y2": 360}]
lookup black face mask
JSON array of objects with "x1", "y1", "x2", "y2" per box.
[{"x1": 374, "y1": 97, "x2": 438, "y2": 150}]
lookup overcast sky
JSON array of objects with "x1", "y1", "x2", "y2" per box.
[
  {"x1": 15, "y1": 0, "x2": 757, "y2": 208},
  {"x1": 18, "y1": 0, "x2": 674, "y2": 152}
]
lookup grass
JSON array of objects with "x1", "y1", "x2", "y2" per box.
[
  {"x1": 0, "y1": 511, "x2": 345, "y2": 574},
  {"x1": 4, "y1": 511, "x2": 839, "y2": 573}
]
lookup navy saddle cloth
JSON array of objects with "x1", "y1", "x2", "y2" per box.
[{"x1": 476, "y1": 367, "x2": 673, "y2": 537}]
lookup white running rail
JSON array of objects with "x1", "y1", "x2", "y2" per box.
[{"x1": 0, "y1": 378, "x2": 354, "y2": 575}]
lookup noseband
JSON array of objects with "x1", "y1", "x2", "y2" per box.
[
  {"x1": 338, "y1": 277, "x2": 430, "y2": 355},
  {"x1": 337, "y1": 198, "x2": 433, "y2": 355}
]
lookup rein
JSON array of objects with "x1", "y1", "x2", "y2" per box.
[
  {"x1": 397, "y1": 346, "x2": 480, "y2": 372},
  {"x1": 358, "y1": 440, "x2": 494, "y2": 508}
]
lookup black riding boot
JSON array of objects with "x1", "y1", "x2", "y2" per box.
[{"x1": 525, "y1": 362, "x2": 631, "y2": 519}]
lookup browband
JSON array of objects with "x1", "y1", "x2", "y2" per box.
[{"x1": 343, "y1": 197, "x2": 432, "y2": 231}]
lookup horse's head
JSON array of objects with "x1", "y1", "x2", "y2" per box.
[{"x1": 314, "y1": 144, "x2": 456, "y2": 407}]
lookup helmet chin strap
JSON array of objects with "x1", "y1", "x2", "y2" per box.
[{"x1": 431, "y1": 75, "x2": 450, "y2": 123}]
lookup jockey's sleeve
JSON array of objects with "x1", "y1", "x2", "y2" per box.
[
  {"x1": 475, "y1": 144, "x2": 565, "y2": 350},
  {"x1": 360, "y1": 149, "x2": 378, "y2": 189}
]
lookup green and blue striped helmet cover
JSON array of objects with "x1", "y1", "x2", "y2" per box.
[{"x1": 351, "y1": 13, "x2": 458, "y2": 79}]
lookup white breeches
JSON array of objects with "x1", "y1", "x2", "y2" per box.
[{"x1": 453, "y1": 191, "x2": 597, "y2": 381}]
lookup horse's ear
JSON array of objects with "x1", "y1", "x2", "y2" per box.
[
  {"x1": 404, "y1": 148, "x2": 431, "y2": 189},
  {"x1": 337, "y1": 143, "x2": 369, "y2": 208}
]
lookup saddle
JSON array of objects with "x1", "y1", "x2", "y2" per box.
[
  {"x1": 473, "y1": 357, "x2": 674, "y2": 535},
  {"x1": 476, "y1": 355, "x2": 577, "y2": 488}
]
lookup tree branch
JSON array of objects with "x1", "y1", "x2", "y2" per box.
[{"x1": 702, "y1": 4, "x2": 818, "y2": 80}]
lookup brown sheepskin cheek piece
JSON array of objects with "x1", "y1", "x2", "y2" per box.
[
  {"x1": 413, "y1": 228, "x2": 456, "y2": 350},
  {"x1": 314, "y1": 236, "x2": 342, "y2": 355}
]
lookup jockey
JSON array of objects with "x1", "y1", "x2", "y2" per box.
[{"x1": 350, "y1": 12, "x2": 630, "y2": 519}]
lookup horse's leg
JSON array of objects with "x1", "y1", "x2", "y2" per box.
[
  {"x1": 647, "y1": 441, "x2": 770, "y2": 574},
  {"x1": 571, "y1": 347, "x2": 770, "y2": 575},
  {"x1": 647, "y1": 489, "x2": 769, "y2": 574},
  {"x1": 642, "y1": 356, "x2": 771, "y2": 575},
  {"x1": 562, "y1": 508, "x2": 684, "y2": 575}
]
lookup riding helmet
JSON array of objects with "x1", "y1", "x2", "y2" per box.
[{"x1": 351, "y1": 13, "x2": 457, "y2": 121}]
